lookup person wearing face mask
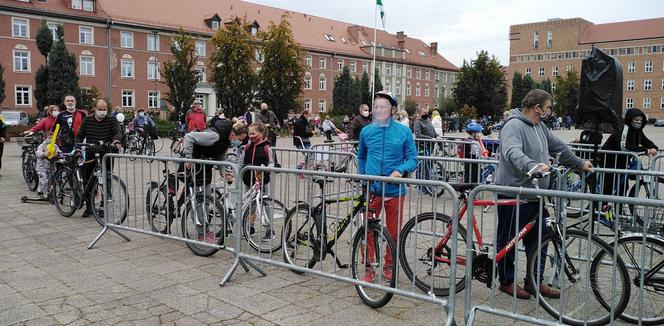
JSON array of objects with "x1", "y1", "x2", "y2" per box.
[
  {"x1": 494, "y1": 89, "x2": 593, "y2": 300},
  {"x1": 186, "y1": 99, "x2": 207, "y2": 132},
  {"x1": 292, "y1": 109, "x2": 314, "y2": 149},
  {"x1": 357, "y1": 91, "x2": 417, "y2": 283},
  {"x1": 54, "y1": 95, "x2": 87, "y2": 152},
  {"x1": 413, "y1": 106, "x2": 436, "y2": 139},
  {"x1": 24, "y1": 105, "x2": 60, "y2": 136},
  {"x1": 347, "y1": 104, "x2": 371, "y2": 141},
  {"x1": 131, "y1": 108, "x2": 156, "y2": 139}
]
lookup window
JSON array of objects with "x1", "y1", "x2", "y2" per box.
[
  {"x1": 147, "y1": 34, "x2": 159, "y2": 51},
  {"x1": 303, "y1": 99, "x2": 312, "y2": 110},
  {"x1": 318, "y1": 99, "x2": 326, "y2": 112},
  {"x1": 661, "y1": 97, "x2": 664, "y2": 109},
  {"x1": 645, "y1": 61, "x2": 653, "y2": 72},
  {"x1": 319, "y1": 57, "x2": 327, "y2": 69},
  {"x1": 337, "y1": 59, "x2": 343, "y2": 71},
  {"x1": 121, "y1": 59, "x2": 134, "y2": 78},
  {"x1": 47, "y1": 23, "x2": 60, "y2": 41},
  {"x1": 552, "y1": 66, "x2": 558, "y2": 77},
  {"x1": 525, "y1": 68, "x2": 531, "y2": 76},
  {"x1": 83, "y1": 0, "x2": 94, "y2": 11},
  {"x1": 547, "y1": 31, "x2": 552, "y2": 48},
  {"x1": 251, "y1": 26, "x2": 258, "y2": 36},
  {"x1": 395, "y1": 81, "x2": 401, "y2": 95},
  {"x1": 350, "y1": 61, "x2": 356, "y2": 72},
  {"x1": 424, "y1": 84, "x2": 430, "y2": 97},
  {"x1": 385, "y1": 65, "x2": 391, "y2": 75},
  {"x1": 121, "y1": 90, "x2": 134, "y2": 108},
  {"x1": 195, "y1": 41, "x2": 206, "y2": 57},
  {"x1": 406, "y1": 82, "x2": 412, "y2": 96},
  {"x1": 385, "y1": 85, "x2": 391, "y2": 93},
  {"x1": 304, "y1": 55, "x2": 312, "y2": 68},
  {"x1": 539, "y1": 67, "x2": 545, "y2": 77},
  {"x1": 79, "y1": 26, "x2": 93, "y2": 44},
  {"x1": 15, "y1": 85, "x2": 31, "y2": 106},
  {"x1": 304, "y1": 74, "x2": 312, "y2": 90},
  {"x1": 551, "y1": 82, "x2": 555, "y2": 93},
  {"x1": 643, "y1": 97, "x2": 651, "y2": 109},
  {"x1": 148, "y1": 91, "x2": 160, "y2": 109},
  {"x1": 255, "y1": 49, "x2": 264, "y2": 63},
  {"x1": 628, "y1": 61, "x2": 636, "y2": 73},
  {"x1": 396, "y1": 65, "x2": 402, "y2": 77},
  {"x1": 13, "y1": 50, "x2": 29, "y2": 72},
  {"x1": 426, "y1": 70, "x2": 431, "y2": 80},
  {"x1": 12, "y1": 18, "x2": 28, "y2": 38},
  {"x1": 533, "y1": 31, "x2": 539, "y2": 49},
  {"x1": 415, "y1": 83, "x2": 421, "y2": 96},
  {"x1": 148, "y1": 60, "x2": 159, "y2": 80},
  {"x1": 324, "y1": 34, "x2": 335, "y2": 42},
  {"x1": 626, "y1": 98, "x2": 634, "y2": 109},
  {"x1": 662, "y1": 79, "x2": 664, "y2": 90},
  {"x1": 363, "y1": 62, "x2": 368, "y2": 73},
  {"x1": 195, "y1": 65, "x2": 205, "y2": 83},
  {"x1": 211, "y1": 20, "x2": 219, "y2": 30},
  {"x1": 416, "y1": 69, "x2": 421, "y2": 79},
  {"x1": 435, "y1": 86, "x2": 439, "y2": 98},
  {"x1": 644, "y1": 80, "x2": 652, "y2": 91},
  {"x1": 80, "y1": 56, "x2": 94, "y2": 76},
  {"x1": 627, "y1": 80, "x2": 635, "y2": 91},
  {"x1": 120, "y1": 31, "x2": 133, "y2": 48},
  {"x1": 407, "y1": 68, "x2": 412, "y2": 78},
  {"x1": 319, "y1": 74, "x2": 326, "y2": 91},
  {"x1": 72, "y1": 0, "x2": 82, "y2": 9}
]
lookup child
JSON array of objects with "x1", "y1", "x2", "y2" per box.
[
  {"x1": 35, "y1": 136, "x2": 61, "y2": 200},
  {"x1": 461, "y1": 122, "x2": 489, "y2": 183},
  {"x1": 240, "y1": 123, "x2": 274, "y2": 239}
]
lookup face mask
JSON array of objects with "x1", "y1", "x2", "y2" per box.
[
  {"x1": 361, "y1": 111, "x2": 370, "y2": 118},
  {"x1": 95, "y1": 110, "x2": 108, "y2": 119},
  {"x1": 66, "y1": 105, "x2": 76, "y2": 112},
  {"x1": 422, "y1": 113, "x2": 430, "y2": 119},
  {"x1": 52, "y1": 111, "x2": 60, "y2": 118},
  {"x1": 249, "y1": 135, "x2": 262, "y2": 143},
  {"x1": 231, "y1": 140, "x2": 242, "y2": 147},
  {"x1": 138, "y1": 112, "x2": 145, "y2": 117},
  {"x1": 631, "y1": 122, "x2": 642, "y2": 129}
]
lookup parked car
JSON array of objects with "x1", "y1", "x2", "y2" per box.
[
  {"x1": 655, "y1": 119, "x2": 664, "y2": 127},
  {"x1": 0, "y1": 110, "x2": 29, "y2": 126}
]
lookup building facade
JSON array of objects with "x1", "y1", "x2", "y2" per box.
[
  {"x1": 0, "y1": 0, "x2": 459, "y2": 117},
  {"x1": 507, "y1": 17, "x2": 664, "y2": 119}
]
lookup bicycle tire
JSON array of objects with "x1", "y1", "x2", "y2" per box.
[
  {"x1": 52, "y1": 167, "x2": 80, "y2": 217},
  {"x1": 91, "y1": 175, "x2": 130, "y2": 226},
  {"x1": 242, "y1": 197, "x2": 286, "y2": 253},
  {"x1": 606, "y1": 235, "x2": 664, "y2": 325},
  {"x1": 153, "y1": 137, "x2": 164, "y2": 153},
  {"x1": 145, "y1": 182, "x2": 173, "y2": 234},
  {"x1": 22, "y1": 152, "x2": 39, "y2": 191},
  {"x1": 548, "y1": 170, "x2": 587, "y2": 218},
  {"x1": 628, "y1": 179, "x2": 664, "y2": 234},
  {"x1": 399, "y1": 212, "x2": 471, "y2": 297},
  {"x1": 181, "y1": 195, "x2": 225, "y2": 257},
  {"x1": 170, "y1": 138, "x2": 183, "y2": 157},
  {"x1": 282, "y1": 203, "x2": 320, "y2": 274},
  {"x1": 351, "y1": 221, "x2": 397, "y2": 308},
  {"x1": 527, "y1": 229, "x2": 630, "y2": 326}
]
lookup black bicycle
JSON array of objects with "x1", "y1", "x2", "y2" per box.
[{"x1": 21, "y1": 133, "x2": 43, "y2": 191}]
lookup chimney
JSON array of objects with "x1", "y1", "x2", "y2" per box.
[
  {"x1": 396, "y1": 31, "x2": 406, "y2": 39},
  {"x1": 430, "y1": 42, "x2": 438, "y2": 56},
  {"x1": 348, "y1": 25, "x2": 360, "y2": 43}
]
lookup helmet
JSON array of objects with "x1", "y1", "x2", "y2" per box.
[
  {"x1": 374, "y1": 91, "x2": 398, "y2": 107},
  {"x1": 466, "y1": 122, "x2": 483, "y2": 133}
]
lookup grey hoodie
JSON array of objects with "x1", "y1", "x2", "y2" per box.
[{"x1": 495, "y1": 109, "x2": 583, "y2": 191}]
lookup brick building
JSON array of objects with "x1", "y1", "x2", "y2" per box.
[
  {"x1": 507, "y1": 17, "x2": 664, "y2": 119},
  {"x1": 0, "y1": 0, "x2": 459, "y2": 117}
]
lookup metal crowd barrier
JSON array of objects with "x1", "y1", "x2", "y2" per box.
[
  {"x1": 310, "y1": 141, "x2": 358, "y2": 153},
  {"x1": 220, "y1": 166, "x2": 460, "y2": 325},
  {"x1": 270, "y1": 147, "x2": 358, "y2": 174},
  {"x1": 569, "y1": 147, "x2": 640, "y2": 167},
  {"x1": 415, "y1": 138, "x2": 477, "y2": 159},
  {"x1": 464, "y1": 183, "x2": 664, "y2": 325}
]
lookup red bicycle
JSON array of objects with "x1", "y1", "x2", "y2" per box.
[{"x1": 398, "y1": 168, "x2": 631, "y2": 326}]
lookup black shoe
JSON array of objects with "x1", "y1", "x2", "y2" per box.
[{"x1": 81, "y1": 208, "x2": 93, "y2": 218}]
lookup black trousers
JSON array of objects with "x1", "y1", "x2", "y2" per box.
[{"x1": 0, "y1": 142, "x2": 4, "y2": 173}]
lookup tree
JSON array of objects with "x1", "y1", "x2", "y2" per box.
[
  {"x1": 510, "y1": 71, "x2": 524, "y2": 109},
  {"x1": 257, "y1": 16, "x2": 305, "y2": 121},
  {"x1": 332, "y1": 66, "x2": 361, "y2": 116},
  {"x1": 535, "y1": 78, "x2": 552, "y2": 94},
  {"x1": 360, "y1": 71, "x2": 371, "y2": 106},
  {"x1": 35, "y1": 20, "x2": 53, "y2": 60},
  {"x1": 34, "y1": 66, "x2": 49, "y2": 112},
  {"x1": 162, "y1": 29, "x2": 198, "y2": 121},
  {"x1": 453, "y1": 51, "x2": 507, "y2": 118},
  {"x1": 79, "y1": 86, "x2": 102, "y2": 110},
  {"x1": 210, "y1": 18, "x2": 256, "y2": 119},
  {"x1": 46, "y1": 37, "x2": 79, "y2": 108},
  {"x1": 440, "y1": 97, "x2": 456, "y2": 116},
  {"x1": 553, "y1": 69, "x2": 580, "y2": 118},
  {"x1": 0, "y1": 63, "x2": 5, "y2": 105},
  {"x1": 522, "y1": 75, "x2": 535, "y2": 99},
  {"x1": 403, "y1": 100, "x2": 418, "y2": 116},
  {"x1": 373, "y1": 67, "x2": 383, "y2": 93}
]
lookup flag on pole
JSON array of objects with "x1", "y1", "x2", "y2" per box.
[{"x1": 377, "y1": 0, "x2": 386, "y2": 29}]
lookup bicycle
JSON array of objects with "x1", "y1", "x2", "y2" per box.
[
  {"x1": 398, "y1": 166, "x2": 631, "y2": 326},
  {"x1": 145, "y1": 163, "x2": 226, "y2": 257},
  {"x1": 126, "y1": 130, "x2": 156, "y2": 157},
  {"x1": 169, "y1": 128, "x2": 185, "y2": 157},
  {"x1": 281, "y1": 177, "x2": 396, "y2": 308},
  {"x1": 51, "y1": 142, "x2": 129, "y2": 226},
  {"x1": 21, "y1": 133, "x2": 43, "y2": 191}
]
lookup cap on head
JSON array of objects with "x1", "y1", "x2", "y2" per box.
[
  {"x1": 191, "y1": 99, "x2": 202, "y2": 106},
  {"x1": 374, "y1": 91, "x2": 398, "y2": 107}
]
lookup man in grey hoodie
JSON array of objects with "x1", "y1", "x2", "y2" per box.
[{"x1": 495, "y1": 89, "x2": 593, "y2": 300}]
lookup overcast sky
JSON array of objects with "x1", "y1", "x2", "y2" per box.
[{"x1": 246, "y1": 0, "x2": 662, "y2": 68}]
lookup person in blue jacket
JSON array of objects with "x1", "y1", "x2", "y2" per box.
[{"x1": 357, "y1": 91, "x2": 417, "y2": 283}]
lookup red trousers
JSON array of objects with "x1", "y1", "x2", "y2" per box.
[{"x1": 364, "y1": 195, "x2": 405, "y2": 267}]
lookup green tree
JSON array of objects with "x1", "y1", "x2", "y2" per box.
[
  {"x1": 522, "y1": 75, "x2": 535, "y2": 97},
  {"x1": 373, "y1": 67, "x2": 383, "y2": 93},
  {"x1": 162, "y1": 29, "x2": 198, "y2": 121},
  {"x1": 553, "y1": 69, "x2": 580, "y2": 117},
  {"x1": 210, "y1": 18, "x2": 256, "y2": 119},
  {"x1": 536, "y1": 78, "x2": 552, "y2": 94},
  {"x1": 440, "y1": 97, "x2": 456, "y2": 116},
  {"x1": 332, "y1": 66, "x2": 361, "y2": 117},
  {"x1": 257, "y1": 16, "x2": 305, "y2": 121},
  {"x1": 0, "y1": 63, "x2": 5, "y2": 105},
  {"x1": 453, "y1": 51, "x2": 507, "y2": 118},
  {"x1": 79, "y1": 86, "x2": 102, "y2": 110},
  {"x1": 510, "y1": 71, "x2": 524, "y2": 109},
  {"x1": 34, "y1": 66, "x2": 49, "y2": 112},
  {"x1": 403, "y1": 100, "x2": 418, "y2": 116},
  {"x1": 360, "y1": 71, "x2": 371, "y2": 106},
  {"x1": 46, "y1": 38, "x2": 79, "y2": 108},
  {"x1": 35, "y1": 20, "x2": 53, "y2": 60}
]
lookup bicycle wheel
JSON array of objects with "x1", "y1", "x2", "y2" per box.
[
  {"x1": 153, "y1": 136, "x2": 164, "y2": 154},
  {"x1": 181, "y1": 195, "x2": 225, "y2": 257},
  {"x1": 548, "y1": 171, "x2": 587, "y2": 218},
  {"x1": 527, "y1": 229, "x2": 630, "y2": 326},
  {"x1": 170, "y1": 138, "x2": 183, "y2": 157},
  {"x1": 145, "y1": 182, "x2": 173, "y2": 234},
  {"x1": 399, "y1": 212, "x2": 471, "y2": 297},
  {"x1": 282, "y1": 203, "x2": 321, "y2": 274},
  {"x1": 22, "y1": 152, "x2": 39, "y2": 191},
  {"x1": 351, "y1": 221, "x2": 397, "y2": 308},
  {"x1": 628, "y1": 179, "x2": 664, "y2": 234},
  {"x1": 607, "y1": 235, "x2": 664, "y2": 325},
  {"x1": 91, "y1": 175, "x2": 130, "y2": 226},
  {"x1": 144, "y1": 138, "x2": 155, "y2": 156},
  {"x1": 52, "y1": 168, "x2": 80, "y2": 217},
  {"x1": 242, "y1": 197, "x2": 286, "y2": 253}
]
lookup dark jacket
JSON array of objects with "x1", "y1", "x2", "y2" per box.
[
  {"x1": 55, "y1": 110, "x2": 87, "y2": 149},
  {"x1": 601, "y1": 108, "x2": 657, "y2": 169},
  {"x1": 347, "y1": 115, "x2": 370, "y2": 140},
  {"x1": 293, "y1": 115, "x2": 313, "y2": 146},
  {"x1": 413, "y1": 117, "x2": 436, "y2": 139},
  {"x1": 76, "y1": 114, "x2": 122, "y2": 145},
  {"x1": 241, "y1": 139, "x2": 273, "y2": 187}
]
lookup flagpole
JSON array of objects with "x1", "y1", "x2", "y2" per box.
[{"x1": 370, "y1": 1, "x2": 378, "y2": 110}]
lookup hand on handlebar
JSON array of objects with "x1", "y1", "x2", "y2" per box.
[
  {"x1": 648, "y1": 148, "x2": 658, "y2": 157},
  {"x1": 581, "y1": 160, "x2": 594, "y2": 173}
]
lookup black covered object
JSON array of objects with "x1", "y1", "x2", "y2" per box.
[{"x1": 576, "y1": 48, "x2": 622, "y2": 134}]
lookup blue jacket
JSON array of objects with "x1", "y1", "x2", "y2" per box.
[
  {"x1": 358, "y1": 119, "x2": 418, "y2": 197},
  {"x1": 133, "y1": 115, "x2": 155, "y2": 129}
]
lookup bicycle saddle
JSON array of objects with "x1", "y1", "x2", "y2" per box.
[{"x1": 449, "y1": 183, "x2": 478, "y2": 193}]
